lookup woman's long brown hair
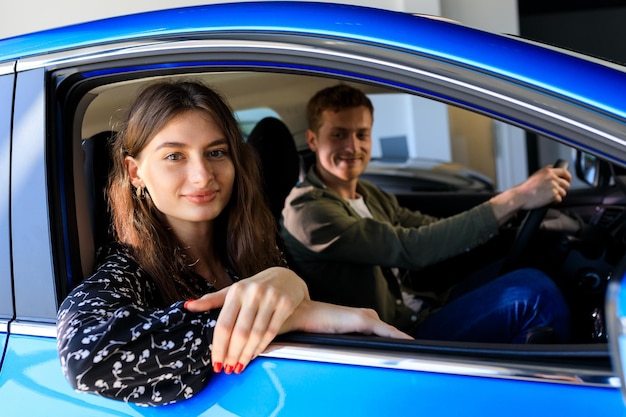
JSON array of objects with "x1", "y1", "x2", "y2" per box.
[{"x1": 108, "y1": 80, "x2": 282, "y2": 305}]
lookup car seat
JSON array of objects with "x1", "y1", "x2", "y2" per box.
[
  {"x1": 82, "y1": 130, "x2": 116, "y2": 254},
  {"x1": 247, "y1": 117, "x2": 301, "y2": 222}
]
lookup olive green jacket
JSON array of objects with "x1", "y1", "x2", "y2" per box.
[{"x1": 280, "y1": 168, "x2": 499, "y2": 332}]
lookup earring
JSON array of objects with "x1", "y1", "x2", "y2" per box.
[{"x1": 136, "y1": 186, "x2": 144, "y2": 199}]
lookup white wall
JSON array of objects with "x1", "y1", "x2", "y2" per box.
[
  {"x1": 1, "y1": 0, "x2": 441, "y2": 39},
  {"x1": 441, "y1": 0, "x2": 518, "y2": 35},
  {"x1": 370, "y1": 94, "x2": 451, "y2": 162}
]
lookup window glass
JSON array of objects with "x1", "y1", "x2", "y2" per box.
[{"x1": 236, "y1": 107, "x2": 281, "y2": 140}]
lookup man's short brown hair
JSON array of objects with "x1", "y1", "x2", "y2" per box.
[{"x1": 306, "y1": 84, "x2": 374, "y2": 132}]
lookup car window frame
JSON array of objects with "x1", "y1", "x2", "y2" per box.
[
  {"x1": 30, "y1": 34, "x2": 625, "y2": 159},
  {"x1": 33, "y1": 32, "x2": 624, "y2": 390}
]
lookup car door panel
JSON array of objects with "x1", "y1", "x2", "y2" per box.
[
  {"x1": 3, "y1": 334, "x2": 620, "y2": 417},
  {"x1": 0, "y1": 329, "x2": 145, "y2": 416},
  {"x1": 11, "y1": 68, "x2": 58, "y2": 321},
  {"x1": 0, "y1": 70, "x2": 14, "y2": 373}
]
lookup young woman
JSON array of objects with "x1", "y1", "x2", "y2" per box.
[{"x1": 57, "y1": 80, "x2": 409, "y2": 406}]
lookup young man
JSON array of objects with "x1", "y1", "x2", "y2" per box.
[{"x1": 280, "y1": 84, "x2": 572, "y2": 343}]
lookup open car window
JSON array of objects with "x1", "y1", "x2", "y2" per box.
[
  {"x1": 37, "y1": 23, "x2": 624, "y2": 400},
  {"x1": 68, "y1": 69, "x2": 618, "y2": 355}
]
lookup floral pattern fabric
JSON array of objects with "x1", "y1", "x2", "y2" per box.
[{"x1": 56, "y1": 243, "x2": 232, "y2": 406}]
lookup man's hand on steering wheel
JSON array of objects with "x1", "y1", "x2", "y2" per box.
[
  {"x1": 490, "y1": 160, "x2": 572, "y2": 273},
  {"x1": 489, "y1": 160, "x2": 572, "y2": 227}
]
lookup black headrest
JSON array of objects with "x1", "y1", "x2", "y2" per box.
[
  {"x1": 83, "y1": 131, "x2": 115, "y2": 250},
  {"x1": 247, "y1": 117, "x2": 300, "y2": 220}
]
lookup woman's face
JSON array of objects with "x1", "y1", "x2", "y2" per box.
[{"x1": 125, "y1": 109, "x2": 235, "y2": 234}]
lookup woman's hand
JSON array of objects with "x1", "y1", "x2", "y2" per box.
[
  {"x1": 280, "y1": 299, "x2": 413, "y2": 340},
  {"x1": 185, "y1": 267, "x2": 308, "y2": 374},
  {"x1": 185, "y1": 267, "x2": 411, "y2": 375}
]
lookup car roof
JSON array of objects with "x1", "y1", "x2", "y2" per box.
[
  {"x1": 2, "y1": 0, "x2": 626, "y2": 150},
  {"x1": 2, "y1": 2, "x2": 626, "y2": 119}
]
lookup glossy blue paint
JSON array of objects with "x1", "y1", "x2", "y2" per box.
[
  {"x1": 1, "y1": 2, "x2": 626, "y2": 119},
  {"x1": 3, "y1": 333, "x2": 622, "y2": 416},
  {"x1": 151, "y1": 356, "x2": 624, "y2": 417},
  {"x1": 0, "y1": 334, "x2": 143, "y2": 415}
]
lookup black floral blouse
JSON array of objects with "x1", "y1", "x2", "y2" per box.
[{"x1": 56, "y1": 242, "x2": 237, "y2": 406}]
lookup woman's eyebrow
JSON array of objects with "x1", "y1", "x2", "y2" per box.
[
  {"x1": 206, "y1": 138, "x2": 229, "y2": 147},
  {"x1": 154, "y1": 138, "x2": 229, "y2": 151},
  {"x1": 155, "y1": 141, "x2": 186, "y2": 150}
]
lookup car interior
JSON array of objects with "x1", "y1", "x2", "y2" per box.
[{"x1": 59, "y1": 68, "x2": 626, "y2": 372}]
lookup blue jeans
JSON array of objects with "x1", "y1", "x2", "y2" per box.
[{"x1": 413, "y1": 267, "x2": 570, "y2": 343}]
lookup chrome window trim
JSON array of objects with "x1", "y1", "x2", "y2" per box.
[
  {"x1": 27, "y1": 36, "x2": 626, "y2": 163},
  {"x1": 262, "y1": 343, "x2": 619, "y2": 389},
  {"x1": 16, "y1": 40, "x2": 162, "y2": 72},
  {"x1": 7, "y1": 320, "x2": 618, "y2": 390},
  {"x1": 9, "y1": 320, "x2": 56, "y2": 338},
  {"x1": 0, "y1": 62, "x2": 14, "y2": 76}
]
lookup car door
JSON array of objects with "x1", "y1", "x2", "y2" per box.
[
  {"x1": 55, "y1": 36, "x2": 624, "y2": 416},
  {"x1": 2, "y1": 3, "x2": 626, "y2": 416}
]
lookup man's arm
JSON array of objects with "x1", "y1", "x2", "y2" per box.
[{"x1": 282, "y1": 186, "x2": 498, "y2": 271}]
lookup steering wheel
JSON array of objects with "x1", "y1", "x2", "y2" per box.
[{"x1": 500, "y1": 159, "x2": 568, "y2": 273}]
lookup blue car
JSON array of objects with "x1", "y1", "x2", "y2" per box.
[{"x1": 2, "y1": 2, "x2": 626, "y2": 415}]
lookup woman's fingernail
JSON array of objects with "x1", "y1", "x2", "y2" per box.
[
  {"x1": 213, "y1": 362, "x2": 223, "y2": 373},
  {"x1": 234, "y1": 362, "x2": 245, "y2": 374},
  {"x1": 224, "y1": 364, "x2": 234, "y2": 374},
  {"x1": 184, "y1": 300, "x2": 194, "y2": 310}
]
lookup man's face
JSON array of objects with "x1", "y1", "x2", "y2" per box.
[{"x1": 307, "y1": 106, "x2": 373, "y2": 187}]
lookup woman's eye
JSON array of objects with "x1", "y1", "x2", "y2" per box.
[
  {"x1": 208, "y1": 149, "x2": 227, "y2": 158},
  {"x1": 166, "y1": 153, "x2": 183, "y2": 161}
]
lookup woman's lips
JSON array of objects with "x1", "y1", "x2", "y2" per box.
[{"x1": 184, "y1": 190, "x2": 218, "y2": 204}]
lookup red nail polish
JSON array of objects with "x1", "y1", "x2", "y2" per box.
[
  {"x1": 213, "y1": 362, "x2": 222, "y2": 373},
  {"x1": 224, "y1": 364, "x2": 233, "y2": 374},
  {"x1": 234, "y1": 362, "x2": 245, "y2": 374},
  {"x1": 184, "y1": 300, "x2": 193, "y2": 310}
]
